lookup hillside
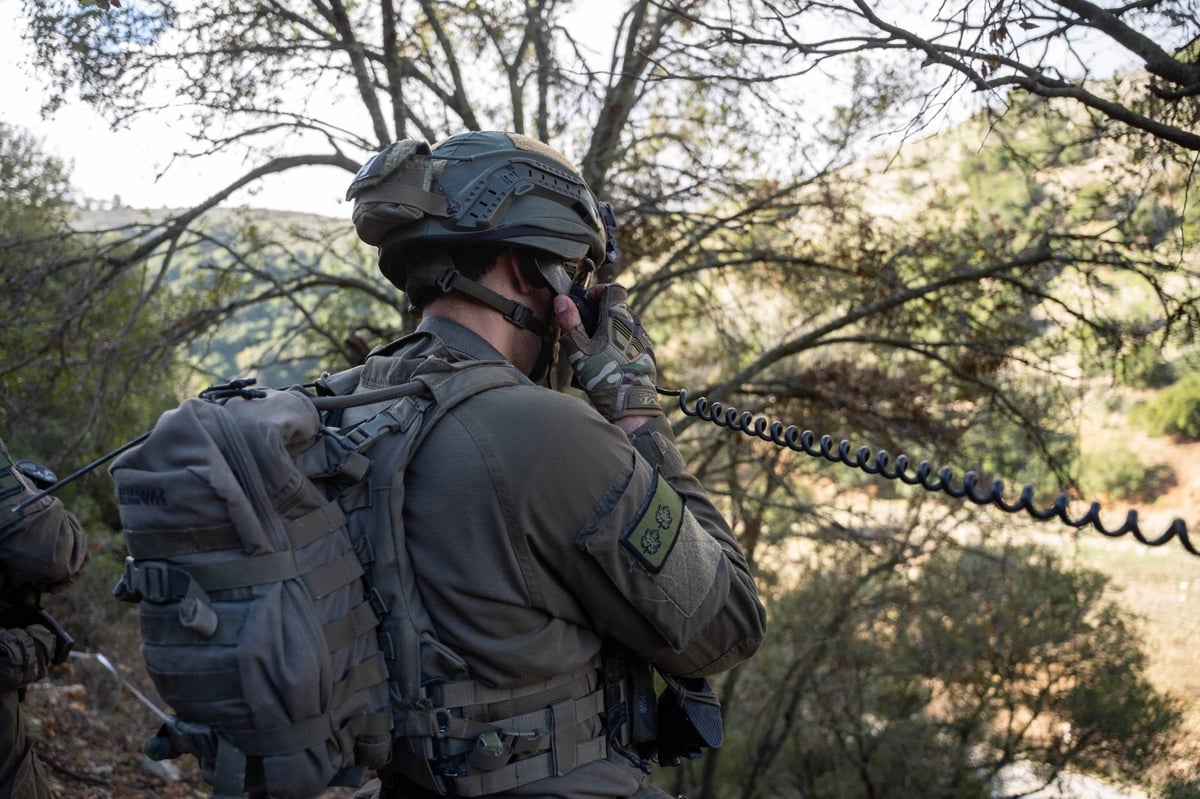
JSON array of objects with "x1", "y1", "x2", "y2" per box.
[
  {"x1": 70, "y1": 204, "x2": 345, "y2": 233},
  {"x1": 17, "y1": 96, "x2": 1200, "y2": 798}
]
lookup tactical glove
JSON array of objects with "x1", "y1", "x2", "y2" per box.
[
  {"x1": 559, "y1": 284, "x2": 663, "y2": 421},
  {"x1": 0, "y1": 625, "x2": 55, "y2": 693}
]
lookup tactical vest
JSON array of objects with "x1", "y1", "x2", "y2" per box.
[
  {"x1": 110, "y1": 357, "x2": 612, "y2": 799},
  {"x1": 319, "y1": 356, "x2": 612, "y2": 796}
]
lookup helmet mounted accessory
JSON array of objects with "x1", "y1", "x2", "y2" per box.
[
  {"x1": 346, "y1": 139, "x2": 453, "y2": 245},
  {"x1": 347, "y1": 131, "x2": 619, "y2": 338}
]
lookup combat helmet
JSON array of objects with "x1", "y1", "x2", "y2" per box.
[{"x1": 347, "y1": 131, "x2": 619, "y2": 329}]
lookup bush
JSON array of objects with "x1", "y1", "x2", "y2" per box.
[
  {"x1": 711, "y1": 543, "x2": 1182, "y2": 799},
  {"x1": 1132, "y1": 371, "x2": 1200, "y2": 441},
  {"x1": 1161, "y1": 768, "x2": 1200, "y2": 799},
  {"x1": 1079, "y1": 445, "x2": 1176, "y2": 504},
  {"x1": 1118, "y1": 339, "x2": 1176, "y2": 389}
]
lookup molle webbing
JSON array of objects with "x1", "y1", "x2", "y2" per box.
[
  {"x1": 110, "y1": 387, "x2": 395, "y2": 799},
  {"x1": 339, "y1": 359, "x2": 613, "y2": 793},
  {"x1": 120, "y1": 503, "x2": 365, "y2": 604},
  {"x1": 445, "y1": 683, "x2": 608, "y2": 796},
  {"x1": 389, "y1": 664, "x2": 609, "y2": 797}
]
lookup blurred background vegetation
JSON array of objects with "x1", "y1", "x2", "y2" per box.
[{"x1": 3, "y1": 1, "x2": 1200, "y2": 797}]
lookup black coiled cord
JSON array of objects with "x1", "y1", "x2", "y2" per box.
[{"x1": 660, "y1": 388, "x2": 1197, "y2": 558}]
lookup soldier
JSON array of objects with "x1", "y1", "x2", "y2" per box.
[
  {"x1": 0, "y1": 438, "x2": 88, "y2": 799},
  {"x1": 343, "y1": 131, "x2": 767, "y2": 798}
]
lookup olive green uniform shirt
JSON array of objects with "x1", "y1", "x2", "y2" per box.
[{"x1": 345, "y1": 318, "x2": 766, "y2": 798}]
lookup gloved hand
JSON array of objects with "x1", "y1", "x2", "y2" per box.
[
  {"x1": 24, "y1": 624, "x2": 59, "y2": 671},
  {"x1": 555, "y1": 284, "x2": 663, "y2": 421},
  {"x1": 0, "y1": 624, "x2": 56, "y2": 693}
]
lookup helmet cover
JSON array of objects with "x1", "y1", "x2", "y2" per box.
[{"x1": 347, "y1": 131, "x2": 617, "y2": 294}]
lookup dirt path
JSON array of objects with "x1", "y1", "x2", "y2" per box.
[{"x1": 1137, "y1": 433, "x2": 1200, "y2": 531}]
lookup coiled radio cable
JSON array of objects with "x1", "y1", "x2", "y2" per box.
[{"x1": 660, "y1": 387, "x2": 1196, "y2": 558}]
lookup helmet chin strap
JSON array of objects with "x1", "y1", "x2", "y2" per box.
[
  {"x1": 413, "y1": 253, "x2": 550, "y2": 338},
  {"x1": 528, "y1": 328, "x2": 558, "y2": 385},
  {"x1": 519, "y1": 256, "x2": 575, "y2": 384},
  {"x1": 412, "y1": 253, "x2": 559, "y2": 381}
]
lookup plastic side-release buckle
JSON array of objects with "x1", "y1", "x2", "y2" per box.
[
  {"x1": 140, "y1": 561, "x2": 172, "y2": 603},
  {"x1": 346, "y1": 401, "x2": 422, "y2": 452},
  {"x1": 504, "y1": 303, "x2": 535, "y2": 329},
  {"x1": 112, "y1": 556, "x2": 142, "y2": 603},
  {"x1": 115, "y1": 557, "x2": 176, "y2": 604},
  {"x1": 435, "y1": 268, "x2": 460, "y2": 293}
]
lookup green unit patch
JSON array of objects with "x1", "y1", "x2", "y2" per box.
[{"x1": 621, "y1": 470, "x2": 685, "y2": 573}]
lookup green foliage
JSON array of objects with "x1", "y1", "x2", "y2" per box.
[
  {"x1": 1121, "y1": 199, "x2": 1180, "y2": 249},
  {"x1": 716, "y1": 543, "x2": 1181, "y2": 799},
  {"x1": 0, "y1": 123, "x2": 178, "y2": 533},
  {"x1": 175, "y1": 212, "x2": 404, "y2": 386},
  {"x1": 11, "y1": 5, "x2": 1200, "y2": 796},
  {"x1": 1079, "y1": 443, "x2": 1176, "y2": 503},
  {"x1": 1073, "y1": 290, "x2": 1186, "y2": 390},
  {"x1": 1117, "y1": 338, "x2": 1177, "y2": 389},
  {"x1": 1161, "y1": 769, "x2": 1200, "y2": 799},
  {"x1": 953, "y1": 380, "x2": 1079, "y2": 492},
  {"x1": 0, "y1": 123, "x2": 70, "y2": 232},
  {"x1": 1131, "y1": 370, "x2": 1200, "y2": 441}
]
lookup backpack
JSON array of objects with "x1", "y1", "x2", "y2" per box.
[
  {"x1": 110, "y1": 381, "x2": 387, "y2": 798},
  {"x1": 110, "y1": 357, "x2": 610, "y2": 798},
  {"x1": 108, "y1": 360, "x2": 517, "y2": 798}
]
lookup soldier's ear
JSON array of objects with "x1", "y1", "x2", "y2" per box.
[{"x1": 503, "y1": 248, "x2": 541, "y2": 296}]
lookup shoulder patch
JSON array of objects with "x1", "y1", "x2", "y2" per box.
[{"x1": 621, "y1": 470, "x2": 685, "y2": 573}]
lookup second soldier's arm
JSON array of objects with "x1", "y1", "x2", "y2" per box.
[{"x1": 0, "y1": 438, "x2": 88, "y2": 594}]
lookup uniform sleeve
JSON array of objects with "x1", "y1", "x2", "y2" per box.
[
  {"x1": 504, "y1": 393, "x2": 766, "y2": 679},
  {"x1": 569, "y1": 416, "x2": 765, "y2": 677},
  {"x1": 622, "y1": 415, "x2": 766, "y2": 675},
  {"x1": 0, "y1": 471, "x2": 89, "y2": 593}
]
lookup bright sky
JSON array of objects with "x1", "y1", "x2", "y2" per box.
[
  {"x1": 0, "y1": 2, "x2": 1141, "y2": 220},
  {"x1": 0, "y1": 8, "x2": 355, "y2": 217},
  {"x1": 0, "y1": 2, "x2": 628, "y2": 219}
]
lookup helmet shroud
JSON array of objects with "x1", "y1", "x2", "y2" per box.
[{"x1": 348, "y1": 131, "x2": 616, "y2": 308}]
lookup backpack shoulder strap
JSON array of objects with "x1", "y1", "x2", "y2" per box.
[
  {"x1": 414, "y1": 359, "x2": 525, "y2": 410},
  {"x1": 315, "y1": 365, "x2": 365, "y2": 397},
  {"x1": 343, "y1": 360, "x2": 596, "y2": 796},
  {"x1": 338, "y1": 360, "x2": 523, "y2": 453}
]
